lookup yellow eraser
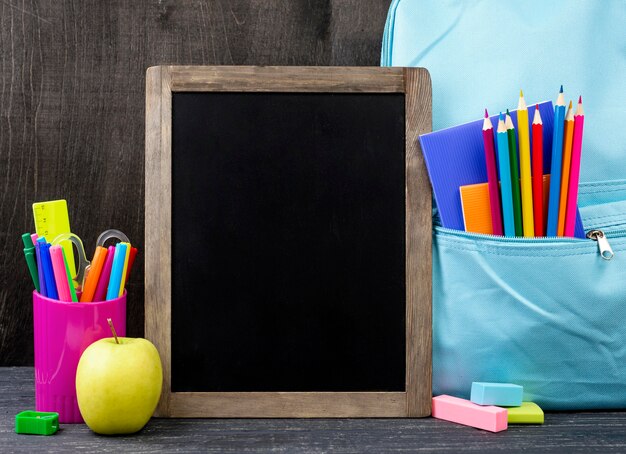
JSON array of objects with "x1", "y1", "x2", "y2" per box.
[{"x1": 507, "y1": 402, "x2": 544, "y2": 424}]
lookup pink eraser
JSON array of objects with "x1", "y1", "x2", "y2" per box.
[{"x1": 432, "y1": 395, "x2": 507, "y2": 433}]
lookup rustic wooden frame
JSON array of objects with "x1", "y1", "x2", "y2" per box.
[{"x1": 145, "y1": 66, "x2": 432, "y2": 418}]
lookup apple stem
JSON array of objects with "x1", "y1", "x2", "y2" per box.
[{"x1": 107, "y1": 318, "x2": 120, "y2": 344}]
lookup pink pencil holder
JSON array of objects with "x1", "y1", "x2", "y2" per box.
[{"x1": 33, "y1": 290, "x2": 126, "y2": 423}]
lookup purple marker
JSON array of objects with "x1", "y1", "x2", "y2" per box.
[{"x1": 92, "y1": 246, "x2": 116, "y2": 302}]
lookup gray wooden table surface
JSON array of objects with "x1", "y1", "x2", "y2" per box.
[{"x1": 2, "y1": 368, "x2": 626, "y2": 453}]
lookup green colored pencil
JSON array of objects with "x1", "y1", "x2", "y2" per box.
[{"x1": 505, "y1": 110, "x2": 523, "y2": 237}]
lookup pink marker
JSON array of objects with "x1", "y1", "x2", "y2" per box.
[
  {"x1": 564, "y1": 97, "x2": 584, "y2": 237},
  {"x1": 31, "y1": 233, "x2": 39, "y2": 244},
  {"x1": 50, "y1": 246, "x2": 72, "y2": 302},
  {"x1": 432, "y1": 395, "x2": 508, "y2": 432},
  {"x1": 93, "y1": 246, "x2": 116, "y2": 302}
]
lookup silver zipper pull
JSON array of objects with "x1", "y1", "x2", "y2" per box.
[{"x1": 586, "y1": 230, "x2": 614, "y2": 260}]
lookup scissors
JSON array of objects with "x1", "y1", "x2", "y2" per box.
[{"x1": 51, "y1": 229, "x2": 130, "y2": 290}]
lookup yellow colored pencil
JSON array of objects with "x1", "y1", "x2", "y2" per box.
[
  {"x1": 557, "y1": 101, "x2": 575, "y2": 236},
  {"x1": 517, "y1": 90, "x2": 534, "y2": 237}
]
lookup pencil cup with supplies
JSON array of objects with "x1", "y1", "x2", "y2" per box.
[
  {"x1": 23, "y1": 201, "x2": 139, "y2": 423},
  {"x1": 33, "y1": 291, "x2": 126, "y2": 423}
]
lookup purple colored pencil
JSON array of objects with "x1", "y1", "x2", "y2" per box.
[{"x1": 482, "y1": 109, "x2": 503, "y2": 235}]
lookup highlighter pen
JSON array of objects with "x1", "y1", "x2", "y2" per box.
[
  {"x1": 118, "y1": 242, "x2": 131, "y2": 297},
  {"x1": 546, "y1": 86, "x2": 566, "y2": 236},
  {"x1": 36, "y1": 238, "x2": 47, "y2": 297},
  {"x1": 39, "y1": 242, "x2": 59, "y2": 300},
  {"x1": 106, "y1": 243, "x2": 128, "y2": 300},
  {"x1": 62, "y1": 248, "x2": 78, "y2": 302},
  {"x1": 50, "y1": 246, "x2": 72, "y2": 302},
  {"x1": 497, "y1": 113, "x2": 516, "y2": 237},
  {"x1": 80, "y1": 246, "x2": 108, "y2": 302},
  {"x1": 124, "y1": 247, "x2": 138, "y2": 286},
  {"x1": 22, "y1": 233, "x2": 40, "y2": 292},
  {"x1": 93, "y1": 246, "x2": 116, "y2": 302}
]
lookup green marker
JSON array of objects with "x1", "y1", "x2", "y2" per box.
[
  {"x1": 21, "y1": 233, "x2": 39, "y2": 292},
  {"x1": 61, "y1": 248, "x2": 78, "y2": 302},
  {"x1": 15, "y1": 410, "x2": 59, "y2": 435},
  {"x1": 506, "y1": 111, "x2": 523, "y2": 237}
]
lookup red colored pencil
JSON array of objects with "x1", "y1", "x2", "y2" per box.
[
  {"x1": 532, "y1": 105, "x2": 544, "y2": 236},
  {"x1": 482, "y1": 109, "x2": 503, "y2": 235}
]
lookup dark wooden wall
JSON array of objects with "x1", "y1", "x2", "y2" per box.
[{"x1": 0, "y1": 0, "x2": 391, "y2": 365}]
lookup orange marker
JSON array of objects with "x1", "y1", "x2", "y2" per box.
[
  {"x1": 557, "y1": 101, "x2": 575, "y2": 236},
  {"x1": 80, "y1": 246, "x2": 108, "y2": 302}
]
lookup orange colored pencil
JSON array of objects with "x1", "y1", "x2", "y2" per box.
[
  {"x1": 80, "y1": 246, "x2": 108, "y2": 302},
  {"x1": 557, "y1": 101, "x2": 574, "y2": 236}
]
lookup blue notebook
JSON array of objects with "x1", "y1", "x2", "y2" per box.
[{"x1": 419, "y1": 101, "x2": 585, "y2": 238}]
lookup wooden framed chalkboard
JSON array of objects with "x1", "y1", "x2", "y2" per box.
[{"x1": 145, "y1": 66, "x2": 432, "y2": 417}]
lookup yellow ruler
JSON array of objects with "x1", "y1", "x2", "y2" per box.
[{"x1": 33, "y1": 199, "x2": 76, "y2": 280}]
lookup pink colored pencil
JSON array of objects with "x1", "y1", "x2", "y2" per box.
[
  {"x1": 532, "y1": 105, "x2": 544, "y2": 236},
  {"x1": 482, "y1": 109, "x2": 503, "y2": 235},
  {"x1": 564, "y1": 96, "x2": 584, "y2": 237},
  {"x1": 50, "y1": 245, "x2": 72, "y2": 301},
  {"x1": 93, "y1": 245, "x2": 116, "y2": 302}
]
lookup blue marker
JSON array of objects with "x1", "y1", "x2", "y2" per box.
[
  {"x1": 546, "y1": 85, "x2": 566, "y2": 236},
  {"x1": 106, "y1": 243, "x2": 127, "y2": 300},
  {"x1": 39, "y1": 242, "x2": 58, "y2": 300},
  {"x1": 35, "y1": 238, "x2": 47, "y2": 297},
  {"x1": 496, "y1": 113, "x2": 515, "y2": 237}
]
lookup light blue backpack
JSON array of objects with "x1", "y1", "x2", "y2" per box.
[{"x1": 382, "y1": 0, "x2": 626, "y2": 409}]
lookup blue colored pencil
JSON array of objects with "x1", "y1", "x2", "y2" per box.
[
  {"x1": 496, "y1": 113, "x2": 515, "y2": 237},
  {"x1": 546, "y1": 86, "x2": 566, "y2": 236}
]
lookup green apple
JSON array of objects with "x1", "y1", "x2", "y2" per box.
[{"x1": 76, "y1": 336, "x2": 163, "y2": 435}]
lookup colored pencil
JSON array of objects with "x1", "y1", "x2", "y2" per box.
[
  {"x1": 557, "y1": 101, "x2": 575, "y2": 236},
  {"x1": 497, "y1": 113, "x2": 515, "y2": 237},
  {"x1": 564, "y1": 97, "x2": 585, "y2": 237},
  {"x1": 50, "y1": 245, "x2": 71, "y2": 302},
  {"x1": 80, "y1": 246, "x2": 108, "y2": 302},
  {"x1": 93, "y1": 245, "x2": 116, "y2": 302},
  {"x1": 482, "y1": 109, "x2": 503, "y2": 235},
  {"x1": 546, "y1": 85, "x2": 566, "y2": 236},
  {"x1": 531, "y1": 106, "x2": 544, "y2": 236},
  {"x1": 505, "y1": 110, "x2": 523, "y2": 236},
  {"x1": 517, "y1": 91, "x2": 534, "y2": 237}
]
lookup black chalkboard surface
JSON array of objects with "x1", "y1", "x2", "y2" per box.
[
  {"x1": 145, "y1": 66, "x2": 432, "y2": 417},
  {"x1": 171, "y1": 92, "x2": 406, "y2": 392}
]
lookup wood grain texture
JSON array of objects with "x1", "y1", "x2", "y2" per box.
[
  {"x1": 4, "y1": 368, "x2": 626, "y2": 453},
  {"x1": 404, "y1": 67, "x2": 433, "y2": 417},
  {"x1": 146, "y1": 66, "x2": 432, "y2": 417},
  {"x1": 0, "y1": 0, "x2": 392, "y2": 365},
  {"x1": 170, "y1": 392, "x2": 406, "y2": 418}
]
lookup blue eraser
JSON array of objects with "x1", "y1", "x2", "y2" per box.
[{"x1": 470, "y1": 382, "x2": 523, "y2": 406}]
